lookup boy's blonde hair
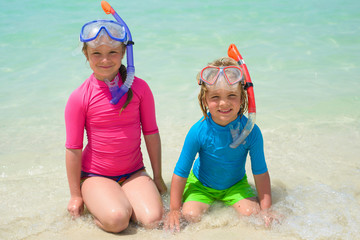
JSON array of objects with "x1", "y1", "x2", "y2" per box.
[{"x1": 197, "y1": 57, "x2": 248, "y2": 119}]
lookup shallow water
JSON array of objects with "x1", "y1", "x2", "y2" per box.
[{"x1": 1, "y1": 0, "x2": 360, "y2": 239}]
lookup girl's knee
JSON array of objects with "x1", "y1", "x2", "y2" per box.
[
  {"x1": 137, "y1": 208, "x2": 163, "y2": 229},
  {"x1": 99, "y1": 208, "x2": 132, "y2": 233}
]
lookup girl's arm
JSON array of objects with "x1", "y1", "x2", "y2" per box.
[
  {"x1": 65, "y1": 148, "x2": 84, "y2": 218},
  {"x1": 253, "y1": 171, "x2": 272, "y2": 210},
  {"x1": 143, "y1": 133, "x2": 167, "y2": 194},
  {"x1": 166, "y1": 174, "x2": 187, "y2": 232}
]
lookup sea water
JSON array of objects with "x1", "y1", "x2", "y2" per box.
[{"x1": 0, "y1": 0, "x2": 359, "y2": 239}]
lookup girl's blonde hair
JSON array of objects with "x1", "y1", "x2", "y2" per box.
[
  {"x1": 197, "y1": 57, "x2": 248, "y2": 119},
  {"x1": 82, "y1": 43, "x2": 133, "y2": 114}
]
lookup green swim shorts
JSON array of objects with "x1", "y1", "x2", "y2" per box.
[{"x1": 182, "y1": 171, "x2": 256, "y2": 206}]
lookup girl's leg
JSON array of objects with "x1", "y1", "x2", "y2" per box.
[
  {"x1": 81, "y1": 177, "x2": 132, "y2": 233},
  {"x1": 121, "y1": 170, "x2": 164, "y2": 228},
  {"x1": 182, "y1": 201, "x2": 210, "y2": 223},
  {"x1": 232, "y1": 196, "x2": 260, "y2": 216}
]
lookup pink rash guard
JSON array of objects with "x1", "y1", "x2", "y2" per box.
[{"x1": 65, "y1": 73, "x2": 159, "y2": 176}]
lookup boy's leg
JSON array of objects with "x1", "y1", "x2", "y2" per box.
[
  {"x1": 222, "y1": 175, "x2": 260, "y2": 216},
  {"x1": 182, "y1": 201, "x2": 210, "y2": 222},
  {"x1": 181, "y1": 172, "x2": 213, "y2": 222},
  {"x1": 232, "y1": 197, "x2": 260, "y2": 216}
]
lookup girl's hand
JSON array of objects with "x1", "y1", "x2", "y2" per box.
[
  {"x1": 165, "y1": 209, "x2": 182, "y2": 232},
  {"x1": 67, "y1": 196, "x2": 84, "y2": 218},
  {"x1": 154, "y1": 176, "x2": 167, "y2": 195}
]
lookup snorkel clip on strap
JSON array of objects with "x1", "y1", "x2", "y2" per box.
[
  {"x1": 244, "y1": 82, "x2": 253, "y2": 90},
  {"x1": 126, "y1": 40, "x2": 134, "y2": 46}
]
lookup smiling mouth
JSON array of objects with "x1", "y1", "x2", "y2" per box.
[
  {"x1": 218, "y1": 109, "x2": 232, "y2": 114},
  {"x1": 100, "y1": 65, "x2": 113, "y2": 69}
]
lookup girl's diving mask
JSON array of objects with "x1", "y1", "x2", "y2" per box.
[
  {"x1": 80, "y1": 20, "x2": 127, "y2": 48},
  {"x1": 198, "y1": 66, "x2": 244, "y2": 86}
]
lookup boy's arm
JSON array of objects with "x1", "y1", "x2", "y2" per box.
[
  {"x1": 253, "y1": 171, "x2": 272, "y2": 210},
  {"x1": 166, "y1": 174, "x2": 187, "y2": 231}
]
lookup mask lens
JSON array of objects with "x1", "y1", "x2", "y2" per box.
[
  {"x1": 81, "y1": 21, "x2": 100, "y2": 41},
  {"x1": 80, "y1": 20, "x2": 126, "y2": 42},
  {"x1": 201, "y1": 67, "x2": 220, "y2": 85},
  {"x1": 224, "y1": 67, "x2": 243, "y2": 84},
  {"x1": 103, "y1": 22, "x2": 126, "y2": 40}
]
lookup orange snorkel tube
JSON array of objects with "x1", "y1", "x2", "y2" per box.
[{"x1": 228, "y1": 44, "x2": 256, "y2": 148}]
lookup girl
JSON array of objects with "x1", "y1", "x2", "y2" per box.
[
  {"x1": 166, "y1": 57, "x2": 273, "y2": 231},
  {"x1": 65, "y1": 19, "x2": 167, "y2": 233}
]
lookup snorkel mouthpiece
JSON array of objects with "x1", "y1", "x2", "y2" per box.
[
  {"x1": 228, "y1": 44, "x2": 242, "y2": 63},
  {"x1": 101, "y1": 1, "x2": 135, "y2": 105},
  {"x1": 101, "y1": 1, "x2": 114, "y2": 14},
  {"x1": 227, "y1": 44, "x2": 256, "y2": 148}
]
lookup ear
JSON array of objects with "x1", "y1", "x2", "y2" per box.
[
  {"x1": 121, "y1": 45, "x2": 126, "y2": 59},
  {"x1": 81, "y1": 43, "x2": 89, "y2": 60},
  {"x1": 201, "y1": 90, "x2": 208, "y2": 107},
  {"x1": 83, "y1": 49, "x2": 89, "y2": 61},
  {"x1": 202, "y1": 97, "x2": 208, "y2": 109}
]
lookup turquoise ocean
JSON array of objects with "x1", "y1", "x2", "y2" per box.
[{"x1": 1, "y1": 0, "x2": 359, "y2": 239}]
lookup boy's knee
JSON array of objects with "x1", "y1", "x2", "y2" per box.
[
  {"x1": 182, "y1": 208, "x2": 203, "y2": 223},
  {"x1": 240, "y1": 207, "x2": 257, "y2": 216},
  {"x1": 233, "y1": 198, "x2": 260, "y2": 216}
]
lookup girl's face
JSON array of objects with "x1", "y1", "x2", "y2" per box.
[
  {"x1": 205, "y1": 86, "x2": 241, "y2": 126},
  {"x1": 85, "y1": 44, "x2": 124, "y2": 81}
]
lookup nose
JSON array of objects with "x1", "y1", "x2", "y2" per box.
[
  {"x1": 100, "y1": 54, "x2": 110, "y2": 63},
  {"x1": 219, "y1": 98, "x2": 228, "y2": 107}
]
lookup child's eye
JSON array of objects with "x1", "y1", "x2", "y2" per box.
[{"x1": 228, "y1": 93, "x2": 239, "y2": 98}]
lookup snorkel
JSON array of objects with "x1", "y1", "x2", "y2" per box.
[
  {"x1": 227, "y1": 44, "x2": 256, "y2": 148},
  {"x1": 101, "y1": 1, "x2": 135, "y2": 105}
]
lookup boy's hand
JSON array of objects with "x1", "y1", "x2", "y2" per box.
[
  {"x1": 260, "y1": 209, "x2": 282, "y2": 227},
  {"x1": 165, "y1": 209, "x2": 182, "y2": 232}
]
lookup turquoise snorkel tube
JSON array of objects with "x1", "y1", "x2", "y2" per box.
[
  {"x1": 101, "y1": 1, "x2": 135, "y2": 105},
  {"x1": 228, "y1": 44, "x2": 256, "y2": 148}
]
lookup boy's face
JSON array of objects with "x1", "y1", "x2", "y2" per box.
[{"x1": 205, "y1": 85, "x2": 241, "y2": 126}]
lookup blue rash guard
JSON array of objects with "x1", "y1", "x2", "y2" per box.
[{"x1": 174, "y1": 114, "x2": 268, "y2": 190}]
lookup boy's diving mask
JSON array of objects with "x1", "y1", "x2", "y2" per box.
[
  {"x1": 80, "y1": 20, "x2": 127, "y2": 47},
  {"x1": 198, "y1": 66, "x2": 244, "y2": 86}
]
